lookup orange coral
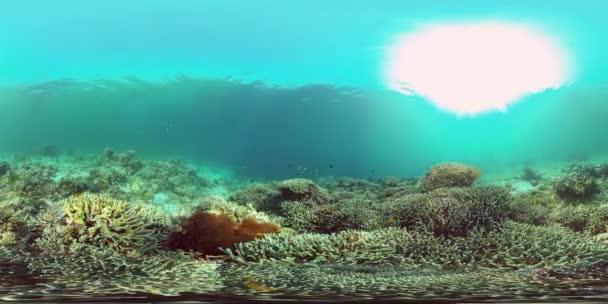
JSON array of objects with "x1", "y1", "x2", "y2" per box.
[{"x1": 168, "y1": 211, "x2": 280, "y2": 256}]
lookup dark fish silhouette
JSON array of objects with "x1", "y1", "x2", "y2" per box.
[{"x1": 329, "y1": 164, "x2": 334, "y2": 168}]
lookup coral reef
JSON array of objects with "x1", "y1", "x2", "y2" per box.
[
  {"x1": 2, "y1": 155, "x2": 608, "y2": 300},
  {"x1": 226, "y1": 222, "x2": 608, "y2": 270},
  {"x1": 419, "y1": 162, "x2": 480, "y2": 192}
]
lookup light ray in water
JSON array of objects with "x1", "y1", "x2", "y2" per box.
[{"x1": 383, "y1": 20, "x2": 573, "y2": 115}]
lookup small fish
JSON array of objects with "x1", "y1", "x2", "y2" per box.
[
  {"x1": 370, "y1": 170, "x2": 376, "y2": 174},
  {"x1": 287, "y1": 164, "x2": 296, "y2": 168},
  {"x1": 329, "y1": 164, "x2": 334, "y2": 168}
]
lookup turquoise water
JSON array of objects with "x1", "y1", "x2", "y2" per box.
[
  {"x1": 3, "y1": 1, "x2": 608, "y2": 303},
  {"x1": 0, "y1": 1, "x2": 607, "y2": 178}
]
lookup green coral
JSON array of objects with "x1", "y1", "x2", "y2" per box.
[
  {"x1": 277, "y1": 178, "x2": 328, "y2": 203},
  {"x1": 553, "y1": 172, "x2": 598, "y2": 199},
  {"x1": 38, "y1": 194, "x2": 168, "y2": 256},
  {"x1": 223, "y1": 263, "x2": 546, "y2": 298},
  {"x1": 229, "y1": 183, "x2": 282, "y2": 214},
  {"x1": 380, "y1": 186, "x2": 512, "y2": 237},
  {"x1": 0, "y1": 245, "x2": 17, "y2": 263},
  {"x1": 509, "y1": 190, "x2": 557, "y2": 226},
  {"x1": 419, "y1": 162, "x2": 480, "y2": 192},
  {"x1": 224, "y1": 227, "x2": 410, "y2": 265},
  {"x1": 0, "y1": 200, "x2": 40, "y2": 249},
  {"x1": 281, "y1": 198, "x2": 382, "y2": 233},
  {"x1": 552, "y1": 204, "x2": 608, "y2": 234},
  {"x1": 225, "y1": 222, "x2": 608, "y2": 271},
  {"x1": 26, "y1": 248, "x2": 222, "y2": 295}
]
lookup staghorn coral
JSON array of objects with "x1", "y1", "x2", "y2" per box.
[
  {"x1": 281, "y1": 198, "x2": 382, "y2": 233},
  {"x1": 419, "y1": 162, "x2": 480, "y2": 192},
  {"x1": 551, "y1": 204, "x2": 608, "y2": 235},
  {"x1": 226, "y1": 222, "x2": 608, "y2": 271},
  {"x1": 0, "y1": 199, "x2": 42, "y2": 250},
  {"x1": 553, "y1": 172, "x2": 598, "y2": 200},
  {"x1": 25, "y1": 247, "x2": 222, "y2": 295},
  {"x1": 224, "y1": 228, "x2": 411, "y2": 265},
  {"x1": 277, "y1": 178, "x2": 328, "y2": 203},
  {"x1": 229, "y1": 183, "x2": 282, "y2": 214},
  {"x1": 222, "y1": 263, "x2": 547, "y2": 298},
  {"x1": 380, "y1": 186, "x2": 512, "y2": 237},
  {"x1": 168, "y1": 211, "x2": 280, "y2": 256},
  {"x1": 54, "y1": 177, "x2": 89, "y2": 198},
  {"x1": 5, "y1": 162, "x2": 57, "y2": 201},
  {"x1": 509, "y1": 190, "x2": 558, "y2": 226},
  {"x1": 37, "y1": 194, "x2": 168, "y2": 256},
  {"x1": 332, "y1": 177, "x2": 383, "y2": 195}
]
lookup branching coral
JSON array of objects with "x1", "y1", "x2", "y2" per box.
[
  {"x1": 226, "y1": 222, "x2": 608, "y2": 271},
  {"x1": 419, "y1": 162, "x2": 480, "y2": 192},
  {"x1": 229, "y1": 183, "x2": 282, "y2": 214},
  {"x1": 553, "y1": 173, "x2": 599, "y2": 199},
  {"x1": 0, "y1": 200, "x2": 41, "y2": 250},
  {"x1": 281, "y1": 198, "x2": 382, "y2": 233},
  {"x1": 225, "y1": 228, "x2": 411, "y2": 265},
  {"x1": 37, "y1": 194, "x2": 168, "y2": 256},
  {"x1": 7, "y1": 163, "x2": 57, "y2": 201},
  {"x1": 380, "y1": 186, "x2": 512, "y2": 237},
  {"x1": 277, "y1": 178, "x2": 329, "y2": 203},
  {"x1": 222, "y1": 263, "x2": 546, "y2": 298},
  {"x1": 551, "y1": 204, "x2": 608, "y2": 235},
  {"x1": 25, "y1": 247, "x2": 222, "y2": 295}
]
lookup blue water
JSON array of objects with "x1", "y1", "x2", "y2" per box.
[{"x1": 1, "y1": 1, "x2": 608, "y2": 179}]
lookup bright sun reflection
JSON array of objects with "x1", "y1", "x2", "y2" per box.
[{"x1": 383, "y1": 21, "x2": 572, "y2": 115}]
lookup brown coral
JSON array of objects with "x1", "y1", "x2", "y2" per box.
[{"x1": 168, "y1": 211, "x2": 280, "y2": 256}]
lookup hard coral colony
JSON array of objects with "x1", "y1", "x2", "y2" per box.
[{"x1": 2, "y1": 151, "x2": 608, "y2": 299}]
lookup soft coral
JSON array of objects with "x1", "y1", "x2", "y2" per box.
[{"x1": 168, "y1": 211, "x2": 280, "y2": 255}]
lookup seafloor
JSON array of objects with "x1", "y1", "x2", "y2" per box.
[{"x1": 2, "y1": 148, "x2": 608, "y2": 303}]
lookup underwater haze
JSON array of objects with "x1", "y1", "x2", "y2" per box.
[
  {"x1": 1, "y1": 0, "x2": 608, "y2": 179},
  {"x1": 4, "y1": 1, "x2": 608, "y2": 303}
]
